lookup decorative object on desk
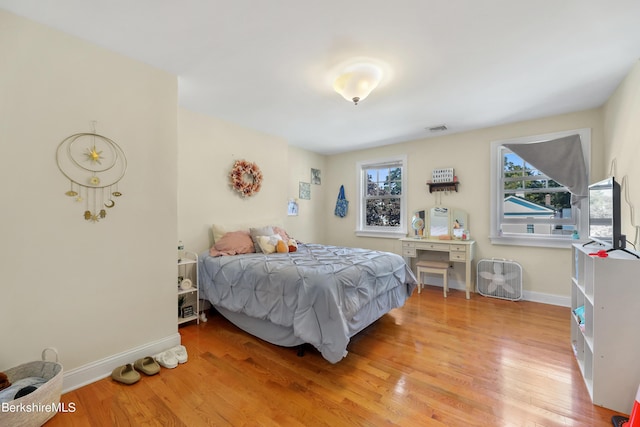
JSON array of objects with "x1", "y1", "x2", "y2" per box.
[
  {"x1": 56, "y1": 121, "x2": 127, "y2": 222},
  {"x1": 411, "y1": 215, "x2": 425, "y2": 238},
  {"x1": 453, "y1": 228, "x2": 463, "y2": 239},
  {"x1": 311, "y1": 168, "x2": 321, "y2": 185},
  {"x1": 334, "y1": 185, "x2": 349, "y2": 217},
  {"x1": 477, "y1": 259, "x2": 522, "y2": 301},
  {"x1": 287, "y1": 199, "x2": 299, "y2": 216},
  {"x1": 230, "y1": 159, "x2": 262, "y2": 197},
  {"x1": 431, "y1": 168, "x2": 454, "y2": 183},
  {"x1": 299, "y1": 182, "x2": 311, "y2": 200}
]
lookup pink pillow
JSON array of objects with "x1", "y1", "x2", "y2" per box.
[
  {"x1": 273, "y1": 226, "x2": 290, "y2": 242},
  {"x1": 209, "y1": 230, "x2": 255, "y2": 257}
]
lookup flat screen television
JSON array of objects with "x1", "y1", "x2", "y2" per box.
[{"x1": 588, "y1": 176, "x2": 625, "y2": 250}]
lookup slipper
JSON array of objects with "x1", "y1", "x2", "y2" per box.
[
  {"x1": 134, "y1": 356, "x2": 160, "y2": 375},
  {"x1": 170, "y1": 345, "x2": 188, "y2": 364},
  {"x1": 611, "y1": 415, "x2": 629, "y2": 427},
  {"x1": 154, "y1": 350, "x2": 178, "y2": 369},
  {"x1": 111, "y1": 363, "x2": 141, "y2": 385}
]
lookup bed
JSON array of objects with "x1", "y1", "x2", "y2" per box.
[{"x1": 198, "y1": 225, "x2": 417, "y2": 363}]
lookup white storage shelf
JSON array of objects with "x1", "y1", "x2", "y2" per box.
[
  {"x1": 178, "y1": 251, "x2": 199, "y2": 325},
  {"x1": 571, "y1": 243, "x2": 640, "y2": 414}
]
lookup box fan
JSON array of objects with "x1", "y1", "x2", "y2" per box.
[{"x1": 477, "y1": 259, "x2": 522, "y2": 301}]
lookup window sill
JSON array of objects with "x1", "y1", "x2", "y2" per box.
[
  {"x1": 490, "y1": 234, "x2": 581, "y2": 249},
  {"x1": 355, "y1": 229, "x2": 407, "y2": 239}
]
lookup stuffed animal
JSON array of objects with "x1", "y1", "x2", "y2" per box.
[
  {"x1": 0, "y1": 372, "x2": 11, "y2": 391},
  {"x1": 287, "y1": 239, "x2": 298, "y2": 253},
  {"x1": 276, "y1": 239, "x2": 288, "y2": 253}
]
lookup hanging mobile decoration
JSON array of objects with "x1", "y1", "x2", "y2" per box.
[{"x1": 56, "y1": 122, "x2": 127, "y2": 222}]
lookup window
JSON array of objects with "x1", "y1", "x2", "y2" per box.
[
  {"x1": 490, "y1": 129, "x2": 590, "y2": 247},
  {"x1": 356, "y1": 156, "x2": 407, "y2": 238}
]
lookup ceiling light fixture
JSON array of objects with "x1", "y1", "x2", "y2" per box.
[{"x1": 333, "y1": 62, "x2": 383, "y2": 105}]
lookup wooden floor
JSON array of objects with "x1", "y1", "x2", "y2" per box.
[{"x1": 48, "y1": 287, "x2": 625, "y2": 426}]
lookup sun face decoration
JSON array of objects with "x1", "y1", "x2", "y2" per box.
[
  {"x1": 84, "y1": 146, "x2": 103, "y2": 164},
  {"x1": 57, "y1": 129, "x2": 127, "y2": 223}
]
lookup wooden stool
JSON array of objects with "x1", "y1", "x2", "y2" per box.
[{"x1": 416, "y1": 260, "x2": 449, "y2": 297}]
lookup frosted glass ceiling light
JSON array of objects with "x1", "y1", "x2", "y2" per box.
[{"x1": 333, "y1": 62, "x2": 383, "y2": 105}]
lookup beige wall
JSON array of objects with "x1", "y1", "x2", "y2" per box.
[
  {"x1": 324, "y1": 109, "x2": 604, "y2": 300},
  {"x1": 177, "y1": 108, "x2": 327, "y2": 253},
  {"x1": 284, "y1": 146, "x2": 328, "y2": 244},
  {"x1": 603, "y1": 60, "x2": 640, "y2": 249},
  {"x1": 0, "y1": 11, "x2": 178, "y2": 372}
]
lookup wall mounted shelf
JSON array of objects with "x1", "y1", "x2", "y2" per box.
[{"x1": 427, "y1": 181, "x2": 459, "y2": 193}]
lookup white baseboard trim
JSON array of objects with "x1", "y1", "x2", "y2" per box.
[
  {"x1": 521, "y1": 290, "x2": 570, "y2": 307},
  {"x1": 62, "y1": 333, "x2": 181, "y2": 393},
  {"x1": 428, "y1": 279, "x2": 571, "y2": 307}
]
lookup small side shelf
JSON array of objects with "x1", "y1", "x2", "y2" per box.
[
  {"x1": 177, "y1": 250, "x2": 199, "y2": 325},
  {"x1": 426, "y1": 181, "x2": 459, "y2": 193}
]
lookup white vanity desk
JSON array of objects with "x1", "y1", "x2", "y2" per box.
[
  {"x1": 402, "y1": 206, "x2": 475, "y2": 298},
  {"x1": 400, "y1": 238, "x2": 476, "y2": 299}
]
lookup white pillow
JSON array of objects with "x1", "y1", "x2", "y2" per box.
[
  {"x1": 250, "y1": 226, "x2": 274, "y2": 253},
  {"x1": 256, "y1": 234, "x2": 283, "y2": 254}
]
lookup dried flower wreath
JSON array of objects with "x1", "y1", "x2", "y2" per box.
[{"x1": 230, "y1": 159, "x2": 263, "y2": 197}]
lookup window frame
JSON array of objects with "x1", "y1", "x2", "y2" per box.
[
  {"x1": 355, "y1": 155, "x2": 408, "y2": 238},
  {"x1": 490, "y1": 128, "x2": 590, "y2": 248}
]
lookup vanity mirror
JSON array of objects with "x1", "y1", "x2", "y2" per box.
[
  {"x1": 429, "y1": 207, "x2": 450, "y2": 237},
  {"x1": 452, "y1": 209, "x2": 468, "y2": 239},
  {"x1": 419, "y1": 206, "x2": 469, "y2": 240}
]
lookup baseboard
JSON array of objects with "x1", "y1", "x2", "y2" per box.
[
  {"x1": 431, "y1": 279, "x2": 571, "y2": 307},
  {"x1": 521, "y1": 290, "x2": 570, "y2": 307},
  {"x1": 61, "y1": 333, "x2": 181, "y2": 393}
]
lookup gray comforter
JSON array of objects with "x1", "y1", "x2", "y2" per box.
[{"x1": 198, "y1": 243, "x2": 416, "y2": 363}]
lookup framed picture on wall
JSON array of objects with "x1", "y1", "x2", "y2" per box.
[
  {"x1": 287, "y1": 199, "x2": 299, "y2": 216},
  {"x1": 311, "y1": 168, "x2": 321, "y2": 185},
  {"x1": 299, "y1": 182, "x2": 311, "y2": 200}
]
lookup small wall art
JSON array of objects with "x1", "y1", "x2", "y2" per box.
[
  {"x1": 299, "y1": 182, "x2": 311, "y2": 200},
  {"x1": 311, "y1": 168, "x2": 321, "y2": 185},
  {"x1": 287, "y1": 199, "x2": 299, "y2": 216}
]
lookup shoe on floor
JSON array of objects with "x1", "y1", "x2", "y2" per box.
[
  {"x1": 134, "y1": 356, "x2": 160, "y2": 375},
  {"x1": 154, "y1": 350, "x2": 178, "y2": 369},
  {"x1": 111, "y1": 363, "x2": 141, "y2": 385},
  {"x1": 170, "y1": 345, "x2": 188, "y2": 364},
  {"x1": 611, "y1": 415, "x2": 629, "y2": 427}
]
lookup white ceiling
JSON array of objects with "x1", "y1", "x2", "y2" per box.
[{"x1": 2, "y1": 0, "x2": 640, "y2": 155}]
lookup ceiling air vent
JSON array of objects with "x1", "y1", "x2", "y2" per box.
[{"x1": 427, "y1": 124, "x2": 448, "y2": 132}]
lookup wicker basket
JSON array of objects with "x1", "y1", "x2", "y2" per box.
[{"x1": 1, "y1": 348, "x2": 63, "y2": 427}]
